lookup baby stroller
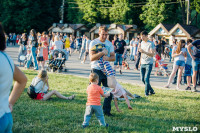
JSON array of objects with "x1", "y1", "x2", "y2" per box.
[
  {"x1": 154, "y1": 54, "x2": 170, "y2": 77},
  {"x1": 48, "y1": 49, "x2": 69, "y2": 73}
]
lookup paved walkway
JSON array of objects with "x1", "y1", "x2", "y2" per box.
[{"x1": 6, "y1": 46, "x2": 200, "y2": 92}]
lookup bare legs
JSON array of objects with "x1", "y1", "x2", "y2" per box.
[
  {"x1": 42, "y1": 90, "x2": 75, "y2": 101},
  {"x1": 177, "y1": 66, "x2": 184, "y2": 89},
  {"x1": 165, "y1": 64, "x2": 184, "y2": 89},
  {"x1": 165, "y1": 65, "x2": 179, "y2": 87},
  {"x1": 107, "y1": 76, "x2": 132, "y2": 110}
]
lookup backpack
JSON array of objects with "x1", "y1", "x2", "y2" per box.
[{"x1": 27, "y1": 80, "x2": 41, "y2": 99}]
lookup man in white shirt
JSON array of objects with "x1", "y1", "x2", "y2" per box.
[
  {"x1": 139, "y1": 31, "x2": 156, "y2": 96},
  {"x1": 89, "y1": 26, "x2": 115, "y2": 116}
]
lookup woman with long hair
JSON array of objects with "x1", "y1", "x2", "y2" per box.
[
  {"x1": 26, "y1": 29, "x2": 39, "y2": 70},
  {"x1": 31, "y1": 70, "x2": 75, "y2": 100},
  {"x1": 165, "y1": 40, "x2": 187, "y2": 89}
]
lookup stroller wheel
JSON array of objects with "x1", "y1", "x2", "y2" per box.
[
  {"x1": 58, "y1": 69, "x2": 62, "y2": 73},
  {"x1": 52, "y1": 68, "x2": 56, "y2": 72}
]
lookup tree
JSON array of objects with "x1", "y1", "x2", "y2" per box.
[
  {"x1": 0, "y1": 0, "x2": 61, "y2": 33},
  {"x1": 109, "y1": 0, "x2": 130, "y2": 24},
  {"x1": 140, "y1": 0, "x2": 166, "y2": 31}
]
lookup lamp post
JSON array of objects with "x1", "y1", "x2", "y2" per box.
[{"x1": 60, "y1": 0, "x2": 65, "y2": 23}]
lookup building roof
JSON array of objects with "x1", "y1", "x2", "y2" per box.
[
  {"x1": 48, "y1": 23, "x2": 86, "y2": 31},
  {"x1": 149, "y1": 23, "x2": 175, "y2": 36},
  {"x1": 169, "y1": 23, "x2": 200, "y2": 38},
  {"x1": 89, "y1": 23, "x2": 137, "y2": 33}
]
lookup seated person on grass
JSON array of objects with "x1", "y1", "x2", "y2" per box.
[
  {"x1": 31, "y1": 70, "x2": 75, "y2": 100},
  {"x1": 91, "y1": 43, "x2": 133, "y2": 112}
]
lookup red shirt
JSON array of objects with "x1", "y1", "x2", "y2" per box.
[{"x1": 86, "y1": 84, "x2": 104, "y2": 106}]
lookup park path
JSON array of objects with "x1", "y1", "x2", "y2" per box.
[{"x1": 6, "y1": 46, "x2": 200, "y2": 92}]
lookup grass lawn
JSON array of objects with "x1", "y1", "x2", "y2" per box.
[{"x1": 12, "y1": 70, "x2": 200, "y2": 133}]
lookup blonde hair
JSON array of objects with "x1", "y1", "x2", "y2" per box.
[
  {"x1": 37, "y1": 70, "x2": 47, "y2": 80},
  {"x1": 99, "y1": 26, "x2": 108, "y2": 33},
  {"x1": 89, "y1": 73, "x2": 99, "y2": 83},
  {"x1": 176, "y1": 40, "x2": 185, "y2": 54}
]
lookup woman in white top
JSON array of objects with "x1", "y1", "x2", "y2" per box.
[
  {"x1": 31, "y1": 70, "x2": 75, "y2": 101},
  {"x1": 0, "y1": 24, "x2": 27, "y2": 133},
  {"x1": 53, "y1": 36, "x2": 63, "y2": 50},
  {"x1": 165, "y1": 40, "x2": 187, "y2": 89}
]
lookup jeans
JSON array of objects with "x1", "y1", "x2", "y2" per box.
[
  {"x1": 0, "y1": 113, "x2": 13, "y2": 133},
  {"x1": 82, "y1": 105, "x2": 106, "y2": 126},
  {"x1": 114, "y1": 53, "x2": 123, "y2": 65},
  {"x1": 169, "y1": 53, "x2": 172, "y2": 62},
  {"x1": 79, "y1": 49, "x2": 85, "y2": 60},
  {"x1": 140, "y1": 64, "x2": 154, "y2": 95},
  {"x1": 26, "y1": 46, "x2": 38, "y2": 70}
]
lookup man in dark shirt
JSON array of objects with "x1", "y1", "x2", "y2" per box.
[
  {"x1": 187, "y1": 40, "x2": 200, "y2": 92},
  {"x1": 114, "y1": 33, "x2": 127, "y2": 74}
]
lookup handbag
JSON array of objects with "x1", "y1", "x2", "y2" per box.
[{"x1": 27, "y1": 80, "x2": 42, "y2": 99}]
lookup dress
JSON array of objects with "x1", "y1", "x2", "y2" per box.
[{"x1": 41, "y1": 36, "x2": 48, "y2": 61}]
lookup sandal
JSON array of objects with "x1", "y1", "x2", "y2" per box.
[
  {"x1": 128, "y1": 106, "x2": 133, "y2": 110},
  {"x1": 164, "y1": 85, "x2": 170, "y2": 88},
  {"x1": 67, "y1": 95, "x2": 75, "y2": 100},
  {"x1": 185, "y1": 86, "x2": 191, "y2": 90}
]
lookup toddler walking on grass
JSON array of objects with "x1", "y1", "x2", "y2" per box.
[{"x1": 82, "y1": 73, "x2": 110, "y2": 128}]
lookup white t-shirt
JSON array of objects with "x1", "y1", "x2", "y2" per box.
[
  {"x1": 86, "y1": 40, "x2": 91, "y2": 51},
  {"x1": 173, "y1": 46, "x2": 186, "y2": 61},
  {"x1": 54, "y1": 41, "x2": 63, "y2": 50},
  {"x1": 0, "y1": 52, "x2": 14, "y2": 118},
  {"x1": 89, "y1": 38, "x2": 114, "y2": 70},
  {"x1": 31, "y1": 77, "x2": 48, "y2": 93},
  {"x1": 38, "y1": 47, "x2": 43, "y2": 57},
  {"x1": 140, "y1": 40, "x2": 155, "y2": 64}
]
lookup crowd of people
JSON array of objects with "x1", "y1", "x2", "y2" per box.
[{"x1": 1, "y1": 23, "x2": 200, "y2": 132}]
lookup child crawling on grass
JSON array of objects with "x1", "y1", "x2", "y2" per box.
[
  {"x1": 82, "y1": 73, "x2": 109, "y2": 128},
  {"x1": 91, "y1": 43, "x2": 134, "y2": 112}
]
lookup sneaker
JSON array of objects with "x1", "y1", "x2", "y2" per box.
[
  {"x1": 145, "y1": 94, "x2": 149, "y2": 97},
  {"x1": 149, "y1": 92, "x2": 155, "y2": 95},
  {"x1": 185, "y1": 86, "x2": 191, "y2": 90},
  {"x1": 104, "y1": 113, "x2": 114, "y2": 117},
  {"x1": 119, "y1": 70, "x2": 122, "y2": 74},
  {"x1": 172, "y1": 81, "x2": 176, "y2": 84},
  {"x1": 192, "y1": 87, "x2": 197, "y2": 92},
  {"x1": 81, "y1": 61, "x2": 84, "y2": 64},
  {"x1": 106, "y1": 123, "x2": 109, "y2": 127}
]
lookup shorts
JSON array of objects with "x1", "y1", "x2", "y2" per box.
[
  {"x1": 35, "y1": 93, "x2": 44, "y2": 100},
  {"x1": 85, "y1": 51, "x2": 89, "y2": 56},
  {"x1": 114, "y1": 53, "x2": 123, "y2": 65},
  {"x1": 192, "y1": 58, "x2": 200, "y2": 71},
  {"x1": 184, "y1": 64, "x2": 192, "y2": 76},
  {"x1": 174, "y1": 60, "x2": 185, "y2": 67},
  {"x1": 37, "y1": 56, "x2": 44, "y2": 61}
]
